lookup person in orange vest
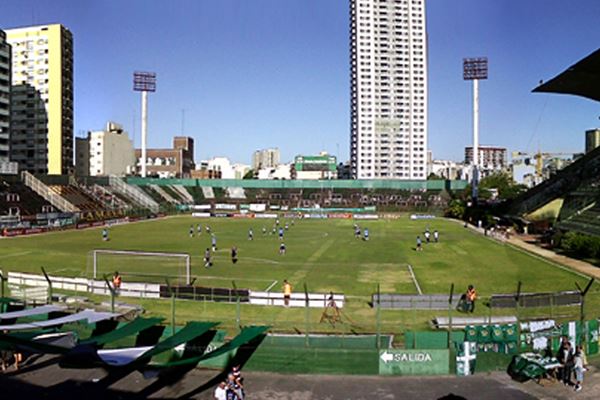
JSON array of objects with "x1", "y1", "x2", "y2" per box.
[
  {"x1": 112, "y1": 271, "x2": 122, "y2": 294},
  {"x1": 466, "y1": 284, "x2": 477, "y2": 313},
  {"x1": 282, "y1": 279, "x2": 292, "y2": 307}
]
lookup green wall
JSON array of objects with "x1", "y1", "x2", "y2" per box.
[{"x1": 126, "y1": 177, "x2": 467, "y2": 191}]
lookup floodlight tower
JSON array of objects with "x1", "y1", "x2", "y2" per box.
[
  {"x1": 463, "y1": 57, "x2": 488, "y2": 201},
  {"x1": 133, "y1": 71, "x2": 157, "y2": 178}
]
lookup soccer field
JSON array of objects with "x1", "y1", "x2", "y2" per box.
[{"x1": 0, "y1": 215, "x2": 597, "y2": 334}]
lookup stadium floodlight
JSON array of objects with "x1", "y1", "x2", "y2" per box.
[
  {"x1": 463, "y1": 57, "x2": 488, "y2": 201},
  {"x1": 133, "y1": 71, "x2": 157, "y2": 178}
]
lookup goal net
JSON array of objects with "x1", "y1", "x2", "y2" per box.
[{"x1": 88, "y1": 249, "x2": 191, "y2": 285}]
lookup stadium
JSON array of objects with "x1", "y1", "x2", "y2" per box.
[{"x1": 2, "y1": 3, "x2": 600, "y2": 399}]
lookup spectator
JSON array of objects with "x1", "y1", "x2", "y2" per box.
[
  {"x1": 573, "y1": 347, "x2": 585, "y2": 392},
  {"x1": 557, "y1": 338, "x2": 574, "y2": 386},
  {"x1": 214, "y1": 381, "x2": 227, "y2": 400},
  {"x1": 465, "y1": 285, "x2": 477, "y2": 313},
  {"x1": 226, "y1": 372, "x2": 243, "y2": 400},
  {"x1": 112, "y1": 271, "x2": 122, "y2": 294}
]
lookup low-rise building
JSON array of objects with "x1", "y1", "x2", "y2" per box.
[
  {"x1": 76, "y1": 121, "x2": 135, "y2": 176},
  {"x1": 465, "y1": 145, "x2": 507, "y2": 177},
  {"x1": 252, "y1": 148, "x2": 280, "y2": 170},
  {"x1": 135, "y1": 136, "x2": 194, "y2": 178}
]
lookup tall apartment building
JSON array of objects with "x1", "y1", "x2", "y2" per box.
[
  {"x1": 6, "y1": 24, "x2": 73, "y2": 175},
  {"x1": 0, "y1": 30, "x2": 11, "y2": 167},
  {"x1": 76, "y1": 121, "x2": 136, "y2": 177},
  {"x1": 252, "y1": 148, "x2": 280, "y2": 170},
  {"x1": 350, "y1": 0, "x2": 428, "y2": 179}
]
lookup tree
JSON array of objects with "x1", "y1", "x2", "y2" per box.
[
  {"x1": 445, "y1": 199, "x2": 466, "y2": 219},
  {"x1": 243, "y1": 169, "x2": 255, "y2": 179}
]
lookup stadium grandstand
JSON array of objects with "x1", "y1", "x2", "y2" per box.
[
  {"x1": 507, "y1": 47, "x2": 600, "y2": 237},
  {"x1": 0, "y1": 171, "x2": 466, "y2": 235}
]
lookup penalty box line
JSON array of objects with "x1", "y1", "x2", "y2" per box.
[{"x1": 407, "y1": 264, "x2": 423, "y2": 295}]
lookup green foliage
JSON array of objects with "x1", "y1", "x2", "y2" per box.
[
  {"x1": 479, "y1": 172, "x2": 527, "y2": 200},
  {"x1": 243, "y1": 169, "x2": 255, "y2": 179},
  {"x1": 560, "y1": 231, "x2": 600, "y2": 259},
  {"x1": 427, "y1": 173, "x2": 444, "y2": 181},
  {"x1": 445, "y1": 199, "x2": 465, "y2": 219}
]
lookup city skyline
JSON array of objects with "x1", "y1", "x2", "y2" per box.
[{"x1": 1, "y1": 0, "x2": 599, "y2": 167}]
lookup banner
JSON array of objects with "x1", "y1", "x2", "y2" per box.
[
  {"x1": 328, "y1": 213, "x2": 352, "y2": 219},
  {"x1": 192, "y1": 204, "x2": 211, "y2": 210},
  {"x1": 254, "y1": 213, "x2": 277, "y2": 219},
  {"x1": 379, "y1": 349, "x2": 450, "y2": 375},
  {"x1": 353, "y1": 214, "x2": 379, "y2": 220},
  {"x1": 215, "y1": 203, "x2": 237, "y2": 211},
  {"x1": 192, "y1": 212, "x2": 211, "y2": 218},
  {"x1": 249, "y1": 204, "x2": 267, "y2": 212}
]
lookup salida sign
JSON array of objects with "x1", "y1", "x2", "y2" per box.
[{"x1": 379, "y1": 350, "x2": 449, "y2": 375}]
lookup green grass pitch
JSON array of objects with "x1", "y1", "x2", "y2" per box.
[{"x1": 0, "y1": 215, "x2": 597, "y2": 334}]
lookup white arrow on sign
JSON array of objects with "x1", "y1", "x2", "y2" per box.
[{"x1": 380, "y1": 351, "x2": 394, "y2": 364}]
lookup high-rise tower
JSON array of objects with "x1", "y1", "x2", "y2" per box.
[{"x1": 350, "y1": 0, "x2": 427, "y2": 179}]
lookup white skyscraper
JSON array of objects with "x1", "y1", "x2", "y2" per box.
[{"x1": 350, "y1": 0, "x2": 428, "y2": 179}]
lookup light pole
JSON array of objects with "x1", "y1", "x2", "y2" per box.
[
  {"x1": 463, "y1": 58, "x2": 488, "y2": 201},
  {"x1": 133, "y1": 71, "x2": 157, "y2": 178}
]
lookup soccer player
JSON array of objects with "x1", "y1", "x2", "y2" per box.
[
  {"x1": 197, "y1": 223, "x2": 202, "y2": 235},
  {"x1": 278, "y1": 227, "x2": 284, "y2": 241},
  {"x1": 285, "y1": 223, "x2": 289, "y2": 231},
  {"x1": 416, "y1": 236, "x2": 423, "y2": 251},
  {"x1": 275, "y1": 218, "x2": 280, "y2": 226},
  {"x1": 262, "y1": 226, "x2": 267, "y2": 235},
  {"x1": 363, "y1": 228, "x2": 370, "y2": 241},
  {"x1": 279, "y1": 242, "x2": 286, "y2": 255},
  {"x1": 354, "y1": 225, "x2": 361, "y2": 239},
  {"x1": 204, "y1": 248, "x2": 212, "y2": 268},
  {"x1": 211, "y1": 234, "x2": 217, "y2": 252},
  {"x1": 102, "y1": 228, "x2": 109, "y2": 241},
  {"x1": 231, "y1": 246, "x2": 238, "y2": 264},
  {"x1": 433, "y1": 230, "x2": 439, "y2": 243},
  {"x1": 282, "y1": 279, "x2": 292, "y2": 307},
  {"x1": 189, "y1": 225, "x2": 194, "y2": 238},
  {"x1": 248, "y1": 228, "x2": 253, "y2": 241},
  {"x1": 424, "y1": 229, "x2": 431, "y2": 243},
  {"x1": 206, "y1": 225, "x2": 211, "y2": 234}
]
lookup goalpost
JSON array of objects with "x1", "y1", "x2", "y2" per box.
[{"x1": 90, "y1": 249, "x2": 191, "y2": 285}]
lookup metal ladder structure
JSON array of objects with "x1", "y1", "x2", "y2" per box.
[
  {"x1": 108, "y1": 176, "x2": 159, "y2": 213},
  {"x1": 21, "y1": 171, "x2": 79, "y2": 213}
]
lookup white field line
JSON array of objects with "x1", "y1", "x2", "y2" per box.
[
  {"x1": 0, "y1": 251, "x2": 32, "y2": 259},
  {"x1": 407, "y1": 264, "x2": 423, "y2": 295},
  {"x1": 265, "y1": 280, "x2": 278, "y2": 292}
]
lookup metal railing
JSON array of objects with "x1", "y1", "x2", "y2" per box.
[
  {"x1": 21, "y1": 171, "x2": 80, "y2": 213},
  {"x1": 150, "y1": 184, "x2": 178, "y2": 204},
  {"x1": 171, "y1": 184, "x2": 194, "y2": 203},
  {"x1": 108, "y1": 175, "x2": 159, "y2": 212}
]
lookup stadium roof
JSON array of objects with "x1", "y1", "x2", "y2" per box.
[{"x1": 533, "y1": 48, "x2": 600, "y2": 102}]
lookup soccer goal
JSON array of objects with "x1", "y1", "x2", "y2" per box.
[{"x1": 89, "y1": 249, "x2": 191, "y2": 285}]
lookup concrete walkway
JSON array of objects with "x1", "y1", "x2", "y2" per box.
[{"x1": 507, "y1": 234, "x2": 600, "y2": 280}]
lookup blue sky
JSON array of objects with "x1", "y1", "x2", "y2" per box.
[{"x1": 1, "y1": 0, "x2": 599, "y2": 164}]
